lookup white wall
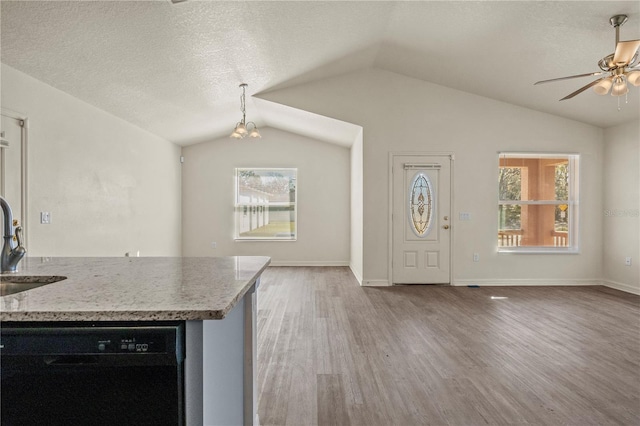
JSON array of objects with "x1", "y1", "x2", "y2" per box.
[
  {"x1": 603, "y1": 120, "x2": 640, "y2": 294},
  {"x1": 181, "y1": 127, "x2": 350, "y2": 265},
  {"x1": 350, "y1": 129, "x2": 363, "y2": 283},
  {"x1": 261, "y1": 68, "x2": 605, "y2": 285},
  {"x1": 1, "y1": 64, "x2": 182, "y2": 256}
]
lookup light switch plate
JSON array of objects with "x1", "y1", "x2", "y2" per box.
[{"x1": 40, "y1": 212, "x2": 51, "y2": 224}]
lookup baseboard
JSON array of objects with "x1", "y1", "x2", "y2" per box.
[
  {"x1": 452, "y1": 278, "x2": 602, "y2": 287},
  {"x1": 268, "y1": 260, "x2": 350, "y2": 267},
  {"x1": 362, "y1": 279, "x2": 390, "y2": 287},
  {"x1": 602, "y1": 280, "x2": 640, "y2": 295},
  {"x1": 349, "y1": 263, "x2": 363, "y2": 285}
]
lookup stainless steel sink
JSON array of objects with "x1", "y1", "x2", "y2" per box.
[{"x1": 0, "y1": 275, "x2": 67, "y2": 296}]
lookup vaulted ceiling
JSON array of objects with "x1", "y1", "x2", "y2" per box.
[{"x1": 1, "y1": 1, "x2": 639, "y2": 146}]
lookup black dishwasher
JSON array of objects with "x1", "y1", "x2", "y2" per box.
[{"x1": 0, "y1": 321, "x2": 185, "y2": 426}]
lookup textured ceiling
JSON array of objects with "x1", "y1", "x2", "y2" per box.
[{"x1": 1, "y1": 1, "x2": 639, "y2": 146}]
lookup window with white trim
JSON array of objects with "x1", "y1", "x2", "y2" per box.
[
  {"x1": 235, "y1": 168, "x2": 297, "y2": 240},
  {"x1": 498, "y1": 153, "x2": 579, "y2": 252}
]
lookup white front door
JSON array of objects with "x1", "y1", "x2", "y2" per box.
[{"x1": 392, "y1": 155, "x2": 451, "y2": 284}]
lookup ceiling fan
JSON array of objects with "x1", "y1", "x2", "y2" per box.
[{"x1": 535, "y1": 15, "x2": 640, "y2": 102}]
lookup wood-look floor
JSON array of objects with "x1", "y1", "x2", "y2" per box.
[{"x1": 256, "y1": 267, "x2": 640, "y2": 426}]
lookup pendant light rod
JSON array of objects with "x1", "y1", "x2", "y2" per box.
[
  {"x1": 230, "y1": 83, "x2": 261, "y2": 139},
  {"x1": 239, "y1": 83, "x2": 247, "y2": 124}
]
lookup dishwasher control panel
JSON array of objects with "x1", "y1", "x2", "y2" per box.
[
  {"x1": 0, "y1": 322, "x2": 181, "y2": 356},
  {"x1": 96, "y1": 334, "x2": 161, "y2": 353}
]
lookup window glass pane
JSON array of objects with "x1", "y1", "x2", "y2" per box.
[
  {"x1": 235, "y1": 168, "x2": 297, "y2": 240},
  {"x1": 237, "y1": 169, "x2": 296, "y2": 203},
  {"x1": 499, "y1": 156, "x2": 568, "y2": 202},
  {"x1": 235, "y1": 204, "x2": 296, "y2": 239},
  {"x1": 498, "y1": 204, "x2": 559, "y2": 247}
]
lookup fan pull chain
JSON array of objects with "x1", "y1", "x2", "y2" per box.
[{"x1": 617, "y1": 92, "x2": 629, "y2": 111}]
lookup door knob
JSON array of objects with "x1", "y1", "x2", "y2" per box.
[{"x1": 443, "y1": 225, "x2": 450, "y2": 230}]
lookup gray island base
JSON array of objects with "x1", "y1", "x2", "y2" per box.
[{"x1": 0, "y1": 256, "x2": 271, "y2": 426}]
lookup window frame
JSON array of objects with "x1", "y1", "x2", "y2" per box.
[
  {"x1": 497, "y1": 152, "x2": 580, "y2": 254},
  {"x1": 234, "y1": 167, "x2": 298, "y2": 241}
]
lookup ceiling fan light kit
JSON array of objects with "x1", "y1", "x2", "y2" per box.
[
  {"x1": 628, "y1": 71, "x2": 640, "y2": 86},
  {"x1": 593, "y1": 78, "x2": 613, "y2": 95},
  {"x1": 230, "y1": 83, "x2": 261, "y2": 139},
  {"x1": 535, "y1": 14, "x2": 640, "y2": 110},
  {"x1": 611, "y1": 77, "x2": 629, "y2": 97}
]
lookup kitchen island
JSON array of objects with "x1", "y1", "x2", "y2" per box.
[{"x1": 0, "y1": 256, "x2": 271, "y2": 425}]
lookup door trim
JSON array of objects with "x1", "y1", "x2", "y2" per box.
[
  {"x1": 388, "y1": 152, "x2": 455, "y2": 286},
  {"x1": 1, "y1": 108, "x2": 29, "y2": 249}
]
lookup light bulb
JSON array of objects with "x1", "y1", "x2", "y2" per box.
[
  {"x1": 611, "y1": 77, "x2": 629, "y2": 97},
  {"x1": 593, "y1": 78, "x2": 612, "y2": 95},
  {"x1": 248, "y1": 128, "x2": 261, "y2": 138},
  {"x1": 627, "y1": 71, "x2": 640, "y2": 87},
  {"x1": 235, "y1": 122, "x2": 248, "y2": 136}
]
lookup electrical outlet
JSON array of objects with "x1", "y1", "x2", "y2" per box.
[
  {"x1": 40, "y1": 212, "x2": 51, "y2": 224},
  {"x1": 473, "y1": 253, "x2": 480, "y2": 262},
  {"x1": 625, "y1": 257, "x2": 632, "y2": 266}
]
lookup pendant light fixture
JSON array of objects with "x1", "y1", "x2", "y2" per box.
[{"x1": 230, "y1": 83, "x2": 261, "y2": 139}]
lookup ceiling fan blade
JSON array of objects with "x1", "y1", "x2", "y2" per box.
[
  {"x1": 613, "y1": 39, "x2": 640, "y2": 66},
  {"x1": 534, "y1": 72, "x2": 603, "y2": 85},
  {"x1": 560, "y1": 78, "x2": 605, "y2": 101}
]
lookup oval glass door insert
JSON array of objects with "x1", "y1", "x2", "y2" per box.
[{"x1": 408, "y1": 172, "x2": 434, "y2": 237}]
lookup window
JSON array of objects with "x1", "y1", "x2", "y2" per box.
[
  {"x1": 235, "y1": 168, "x2": 297, "y2": 240},
  {"x1": 498, "y1": 153, "x2": 579, "y2": 252}
]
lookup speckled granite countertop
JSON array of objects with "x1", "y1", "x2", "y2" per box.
[{"x1": 0, "y1": 256, "x2": 270, "y2": 321}]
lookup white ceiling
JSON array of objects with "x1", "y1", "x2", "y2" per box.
[{"x1": 1, "y1": 1, "x2": 639, "y2": 146}]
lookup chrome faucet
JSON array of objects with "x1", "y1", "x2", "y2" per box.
[{"x1": 0, "y1": 196, "x2": 26, "y2": 273}]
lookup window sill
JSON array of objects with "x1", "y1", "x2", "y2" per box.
[{"x1": 235, "y1": 238, "x2": 297, "y2": 242}]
